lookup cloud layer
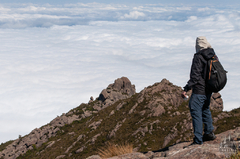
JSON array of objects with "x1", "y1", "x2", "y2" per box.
[
  {"x1": 1, "y1": 3, "x2": 239, "y2": 28},
  {"x1": 0, "y1": 3, "x2": 239, "y2": 144}
]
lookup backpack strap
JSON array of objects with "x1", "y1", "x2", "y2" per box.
[
  {"x1": 209, "y1": 59, "x2": 213, "y2": 80},
  {"x1": 208, "y1": 55, "x2": 219, "y2": 80}
]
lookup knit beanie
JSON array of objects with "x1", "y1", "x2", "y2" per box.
[{"x1": 195, "y1": 36, "x2": 212, "y2": 53}]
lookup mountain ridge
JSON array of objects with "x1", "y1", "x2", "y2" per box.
[{"x1": 0, "y1": 77, "x2": 238, "y2": 159}]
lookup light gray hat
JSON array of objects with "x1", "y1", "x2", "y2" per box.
[{"x1": 195, "y1": 36, "x2": 212, "y2": 53}]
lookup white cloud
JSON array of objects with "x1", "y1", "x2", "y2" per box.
[
  {"x1": 0, "y1": 3, "x2": 228, "y2": 28},
  {"x1": 186, "y1": 16, "x2": 198, "y2": 22},
  {"x1": 121, "y1": 11, "x2": 145, "y2": 19},
  {"x1": 0, "y1": 3, "x2": 240, "y2": 144},
  {"x1": 198, "y1": 7, "x2": 210, "y2": 12},
  {"x1": 176, "y1": 6, "x2": 192, "y2": 11}
]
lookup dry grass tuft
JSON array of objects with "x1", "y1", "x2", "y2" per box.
[
  {"x1": 228, "y1": 150, "x2": 240, "y2": 159},
  {"x1": 98, "y1": 142, "x2": 133, "y2": 158}
]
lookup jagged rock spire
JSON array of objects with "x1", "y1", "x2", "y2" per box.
[{"x1": 98, "y1": 77, "x2": 136, "y2": 107}]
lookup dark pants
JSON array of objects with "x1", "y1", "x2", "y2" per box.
[{"x1": 189, "y1": 93, "x2": 214, "y2": 144}]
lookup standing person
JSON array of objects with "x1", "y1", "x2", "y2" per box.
[{"x1": 181, "y1": 36, "x2": 216, "y2": 145}]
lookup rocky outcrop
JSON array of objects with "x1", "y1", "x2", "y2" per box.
[
  {"x1": 98, "y1": 77, "x2": 136, "y2": 107},
  {"x1": 210, "y1": 93, "x2": 223, "y2": 111},
  {"x1": 137, "y1": 79, "x2": 185, "y2": 117},
  {"x1": 50, "y1": 114, "x2": 79, "y2": 126}
]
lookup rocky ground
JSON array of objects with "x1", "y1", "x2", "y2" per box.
[{"x1": 88, "y1": 127, "x2": 240, "y2": 159}]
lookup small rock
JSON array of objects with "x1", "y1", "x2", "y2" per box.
[
  {"x1": 76, "y1": 146, "x2": 85, "y2": 154},
  {"x1": 86, "y1": 155, "x2": 102, "y2": 159},
  {"x1": 55, "y1": 155, "x2": 66, "y2": 159},
  {"x1": 46, "y1": 141, "x2": 55, "y2": 149},
  {"x1": 109, "y1": 110, "x2": 115, "y2": 116},
  {"x1": 89, "y1": 96, "x2": 94, "y2": 103}
]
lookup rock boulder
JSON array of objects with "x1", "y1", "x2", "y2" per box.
[{"x1": 98, "y1": 77, "x2": 136, "y2": 107}]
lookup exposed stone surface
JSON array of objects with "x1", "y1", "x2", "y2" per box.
[
  {"x1": 89, "y1": 96, "x2": 94, "y2": 103},
  {"x1": 137, "y1": 79, "x2": 184, "y2": 117},
  {"x1": 65, "y1": 135, "x2": 84, "y2": 154},
  {"x1": 116, "y1": 102, "x2": 125, "y2": 111},
  {"x1": 109, "y1": 110, "x2": 115, "y2": 116},
  {"x1": 210, "y1": 93, "x2": 223, "y2": 111},
  {"x1": 55, "y1": 155, "x2": 66, "y2": 159},
  {"x1": 76, "y1": 146, "x2": 86, "y2": 154},
  {"x1": 86, "y1": 155, "x2": 102, "y2": 159},
  {"x1": 98, "y1": 77, "x2": 136, "y2": 107},
  {"x1": 108, "y1": 118, "x2": 126, "y2": 138},
  {"x1": 46, "y1": 141, "x2": 55, "y2": 149},
  {"x1": 89, "y1": 119, "x2": 103, "y2": 130},
  {"x1": 213, "y1": 112, "x2": 232, "y2": 124},
  {"x1": 163, "y1": 131, "x2": 178, "y2": 147},
  {"x1": 129, "y1": 103, "x2": 138, "y2": 114},
  {"x1": 88, "y1": 134, "x2": 101, "y2": 145},
  {"x1": 107, "y1": 152, "x2": 149, "y2": 159},
  {"x1": 132, "y1": 126, "x2": 149, "y2": 137},
  {"x1": 50, "y1": 114, "x2": 80, "y2": 126},
  {"x1": 81, "y1": 108, "x2": 93, "y2": 118}
]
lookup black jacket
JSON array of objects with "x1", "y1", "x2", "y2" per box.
[{"x1": 184, "y1": 48, "x2": 215, "y2": 95}]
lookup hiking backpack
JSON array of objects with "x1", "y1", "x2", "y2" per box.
[{"x1": 206, "y1": 55, "x2": 227, "y2": 93}]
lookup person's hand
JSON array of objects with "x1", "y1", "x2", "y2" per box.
[{"x1": 181, "y1": 91, "x2": 187, "y2": 98}]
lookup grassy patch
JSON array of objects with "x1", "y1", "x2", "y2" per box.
[
  {"x1": 97, "y1": 142, "x2": 133, "y2": 158},
  {"x1": 211, "y1": 108, "x2": 240, "y2": 134}
]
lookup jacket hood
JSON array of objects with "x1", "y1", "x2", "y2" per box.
[
  {"x1": 196, "y1": 36, "x2": 212, "y2": 53},
  {"x1": 200, "y1": 48, "x2": 215, "y2": 60}
]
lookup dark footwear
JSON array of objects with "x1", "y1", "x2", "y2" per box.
[
  {"x1": 183, "y1": 142, "x2": 202, "y2": 149},
  {"x1": 203, "y1": 132, "x2": 216, "y2": 142}
]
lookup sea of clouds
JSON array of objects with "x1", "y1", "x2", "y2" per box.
[{"x1": 0, "y1": 2, "x2": 239, "y2": 143}]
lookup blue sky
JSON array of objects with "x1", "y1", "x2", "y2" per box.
[{"x1": 0, "y1": 1, "x2": 239, "y2": 144}]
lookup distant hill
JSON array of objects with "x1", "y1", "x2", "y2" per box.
[{"x1": 0, "y1": 77, "x2": 239, "y2": 159}]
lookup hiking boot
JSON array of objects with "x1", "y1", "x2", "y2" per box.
[{"x1": 203, "y1": 132, "x2": 216, "y2": 142}]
